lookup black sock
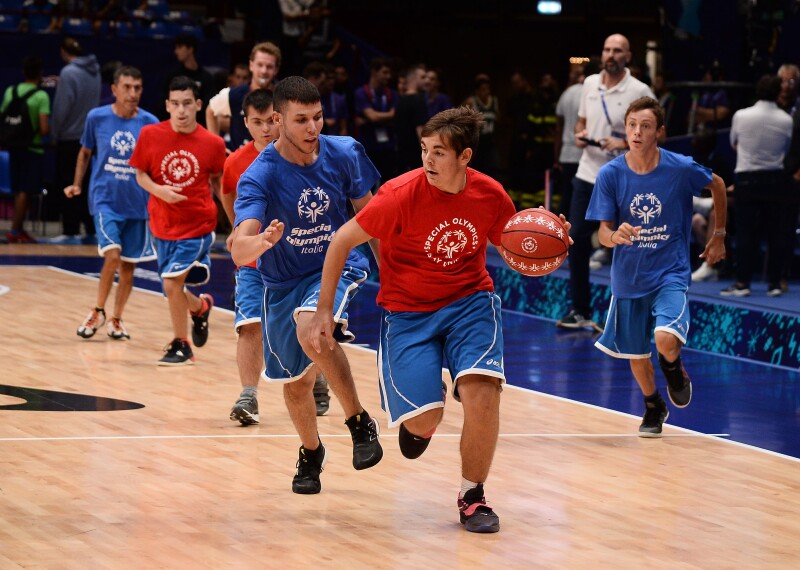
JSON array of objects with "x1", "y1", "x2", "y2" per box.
[{"x1": 644, "y1": 390, "x2": 662, "y2": 403}]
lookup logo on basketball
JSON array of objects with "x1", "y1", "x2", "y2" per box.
[
  {"x1": 424, "y1": 217, "x2": 479, "y2": 267},
  {"x1": 630, "y1": 193, "x2": 662, "y2": 224},
  {"x1": 521, "y1": 237, "x2": 538, "y2": 254},
  {"x1": 298, "y1": 187, "x2": 330, "y2": 223},
  {"x1": 110, "y1": 130, "x2": 136, "y2": 156},
  {"x1": 160, "y1": 150, "x2": 200, "y2": 188}
]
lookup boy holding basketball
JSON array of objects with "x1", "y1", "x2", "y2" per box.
[
  {"x1": 308, "y1": 106, "x2": 520, "y2": 533},
  {"x1": 587, "y1": 96, "x2": 727, "y2": 436}
]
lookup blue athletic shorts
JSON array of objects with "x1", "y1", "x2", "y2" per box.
[
  {"x1": 378, "y1": 291, "x2": 506, "y2": 427},
  {"x1": 261, "y1": 265, "x2": 367, "y2": 383},
  {"x1": 154, "y1": 232, "x2": 214, "y2": 287},
  {"x1": 234, "y1": 265, "x2": 263, "y2": 331},
  {"x1": 595, "y1": 286, "x2": 690, "y2": 359},
  {"x1": 94, "y1": 211, "x2": 155, "y2": 263}
]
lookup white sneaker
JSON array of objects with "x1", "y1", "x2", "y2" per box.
[{"x1": 691, "y1": 262, "x2": 718, "y2": 282}]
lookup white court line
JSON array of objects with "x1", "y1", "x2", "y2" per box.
[
  {"x1": 35, "y1": 266, "x2": 800, "y2": 464},
  {"x1": 0, "y1": 433, "x2": 731, "y2": 443}
]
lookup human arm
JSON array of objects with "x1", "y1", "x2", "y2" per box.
[
  {"x1": 598, "y1": 219, "x2": 642, "y2": 248},
  {"x1": 553, "y1": 114, "x2": 564, "y2": 168},
  {"x1": 209, "y1": 172, "x2": 222, "y2": 200},
  {"x1": 230, "y1": 218, "x2": 284, "y2": 266},
  {"x1": 206, "y1": 106, "x2": 220, "y2": 136},
  {"x1": 308, "y1": 218, "x2": 373, "y2": 352},
  {"x1": 362, "y1": 106, "x2": 395, "y2": 123},
  {"x1": 134, "y1": 168, "x2": 188, "y2": 204},
  {"x1": 699, "y1": 172, "x2": 727, "y2": 264},
  {"x1": 64, "y1": 146, "x2": 92, "y2": 198},
  {"x1": 573, "y1": 116, "x2": 588, "y2": 148},
  {"x1": 38, "y1": 113, "x2": 49, "y2": 138},
  {"x1": 350, "y1": 191, "x2": 380, "y2": 267}
]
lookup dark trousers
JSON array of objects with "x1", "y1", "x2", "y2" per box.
[
  {"x1": 567, "y1": 177, "x2": 599, "y2": 316},
  {"x1": 733, "y1": 171, "x2": 788, "y2": 286},
  {"x1": 557, "y1": 162, "x2": 578, "y2": 217},
  {"x1": 56, "y1": 140, "x2": 94, "y2": 236}
]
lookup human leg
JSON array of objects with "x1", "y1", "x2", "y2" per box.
[
  {"x1": 284, "y1": 369, "x2": 329, "y2": 494},
  {"x1": 229, "y1": 323, "x2": 263, "y2": 425},
  {"x1": 559, "y1": 177, "x2": 598, "y2": 327}
]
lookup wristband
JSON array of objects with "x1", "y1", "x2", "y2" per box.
[
  {"x1": 712, "y1": 229, "x2": 726, "y2": 237},
  {"x1": 610, "y1": 230, "x2": 618, "y2": 245}
]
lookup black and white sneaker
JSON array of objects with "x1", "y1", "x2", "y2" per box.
[
  {"x1": 720, "y1": 283, "x2": 750, "y2": 297},
  {"x1": 230, "y1": 393, "x2": 259, "y2": 425},
  {"x1": 157, "y1": 338, "x2": 194, "y2": 366},
  {"x1": 345, "y1": 410, "x2": 383, "y2": 470},
  {"x1": 639, "y1": 395, "x2": 669, "y2": 438},
  {"x1": 292, "y1": 443, "x2": 327, "y2": 494}
]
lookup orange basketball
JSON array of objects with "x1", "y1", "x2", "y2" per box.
[{"x1": 500, "y1": 208, "x2": 570, "y2": 277}]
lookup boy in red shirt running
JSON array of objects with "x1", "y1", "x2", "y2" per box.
[
  {"x1": 130, "y1": 76, "x2": 227, "y2": 365},
  {"x1": 310, "y1": 106, "x2": 547, "y2": 533}
]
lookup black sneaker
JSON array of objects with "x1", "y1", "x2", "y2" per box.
[
  {"x1": 344, "y1": 411, "x2": 383, "y2": 470},
  {"x1": 556, "y1": 309, "x2": 591, "y2": 329},
  {"x1": 458, "y1": 484, "x2": 500, "y2": 533},
  {"x1": 229, "y1": 393, "x2": 259, "y2": 425},
  {"x1": 292, "y1": 443, "x2": 327, "y2": 494},
  {"x1": 659, "y1": 355, "x2": 692, "y2": 408},
  {"x1": 639, "y1": 395, "x2": 669, "y2": 438},
  {"x1": 313, "y1": 374, "x2": 331, "y2": 416},
  {"x1": 398, "y1": 423, "x2": 433, "y2": 459},
  {"x1": 157, "y1": 338, "x2": 195, "y2": 366},
  {"x1": 191, "y1": 294, "x2": 214, "y2": 347}
]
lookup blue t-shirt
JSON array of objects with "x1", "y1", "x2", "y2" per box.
[
  {"x1": 80, "y1": 105, "x2": 159, "y2": 218},
  {"x1": 234, "y1": 135, "x2": 380, "y2": 289},
  {"x1": 586, "y1": 148, "x2": 712, "y2": 298}
]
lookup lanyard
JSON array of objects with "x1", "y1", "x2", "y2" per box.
[{"x1": 598, "y1": 87, "x2": 614, "y2": 129}]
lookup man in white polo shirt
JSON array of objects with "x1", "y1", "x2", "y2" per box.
[
  {"x1": 721, "y1": 74, "x2": 793, "y2": 297},
  {"x1": 557, "y1": 33, "x2": 655, "y2": 330}
]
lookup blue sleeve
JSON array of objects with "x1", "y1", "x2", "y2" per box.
[
  {"x1": 234, "y1": 169, "x2": 268, "y2": 228},
  {"x1": 687, "y1": 159, "x2": 712, "y2": 197},
  {"x1": 586, "y1": 166, "x2": 618, "y2": 222},
  {"x1": 79, "y1": 110, "x2": 95, "y2": 150},
  {"x1": 346, "y1": 139, "x2": 380, "y2": 199}
]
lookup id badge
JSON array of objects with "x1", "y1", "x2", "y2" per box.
[{"x1": 375, "y1": 128, "x2": 389, "y2": 144}]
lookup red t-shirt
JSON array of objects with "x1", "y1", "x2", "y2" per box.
[
  {"x1": 356, "y1": 167, "x2": 516, "y2": 311},
  {"x1": 129, "y1": 121, "x2": 227, "y2": 240},
  {"x1": 222, "y1": 141, "x2": 260, "y2": 268}
]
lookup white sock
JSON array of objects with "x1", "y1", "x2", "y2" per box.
[{"x1": 459, "y1": 477, "x2": 479, "y2": 499}]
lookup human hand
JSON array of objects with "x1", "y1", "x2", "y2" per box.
[
  {"x1": 258, "y1": 219, "x2": 284, "y2": 250},
  {"x1": 308, "y1": 309, "x2": 337, "y2": 353},
  {"x1": 610, "y1": 223, "x2": 641, "y2": 246},
  {"x1": 158, "y1": 185, "x2": 188, "y2": 204},
  {"x1": 64, "y1": 184, "x2": 81, "y2": 198}
]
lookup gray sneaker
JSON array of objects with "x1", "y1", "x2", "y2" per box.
[
  {"x1": 313, "y1": 374, "x2": 331, "y2": 416},
  {"x1": 230, "y1": 393, "x2": 259, "y2": 425}
]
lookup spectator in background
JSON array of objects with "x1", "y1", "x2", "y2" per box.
[
  {"x1": 463, "y1": 74, "x2": 499, "y2": 178},
  {"x1": 395, "y1": 63, "x2": 429, "y2": 173},
  {"x1": 161, "y1": 34, "x2": 215, "y2": 127},
  {"x1": 99, "y1": 60, "x2": 122, "y2": 106},
  {"x1": 688, "y1": 61, "x2": 730, "y2": 133},
  {"x1": 653, "y1": 72, "x2": 677, "y2": 137},
  {"x1": 206, "y1": 42, "x2": 281, "y2": 151},
  {"x1": 528, "y1": 72, "x2": 559, "y2": 196},
  {"x1": 690, "y1": 127, "x2": 735, "y2": 282},
  {"x1": 777, "y1": 63, "x2": 799, "y2": 116},
  {"x1": 333, "y1": 64, "x2": 356, "y2": 133},
  {"x1": 20, "y1": 0, "x2": 59, "y2": 33},
  {"x1": 278, "y1": 0, "x2": 313, "y2": 75},
  {"x1": 354, "y1": 57, "x2": 398, "y2": 183},
  {"x1": 721, "y1": 75, "x2": 793, "y2": 298},
  {"x1": 556, "y1": 33, "x2": 655, "y2": 330},
  {"x1": 2, "y1": 56, "x2": 50, "y2": 243},
  {"x1": 422, "y1": 67, "x2": 452, "y2": 119},
  {"x1": 554, "y1": 61, "x2": 591, "y2": 217},
  {"x1": 304, "y1": 62, "x2": 347, "y2": 135},
  {"x1": 298, "y1": 0, "x2": 341, "y2": 69},
  {"x1": 229, "y1": 63, "x2": 251, "y2": 89},
  {"x1": 507, "y1": 71, "x2": 535, "y2": 200},
  {"x1": 51, "y1": 37, "x2": 100, "y2": 244},
  {"x1": 783, "y1": 79, "x2": 800, "y2": 292}
]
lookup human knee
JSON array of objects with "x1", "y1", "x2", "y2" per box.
[
  {"x1": 403, "y1": 408, "x2": 443, "y2": 435},
  {"x1": 654, "y1": 331, "x2": 681, "y2": 360},
  {"x1": 457, "y1": 376, "x2": 502, "y2": 406}
]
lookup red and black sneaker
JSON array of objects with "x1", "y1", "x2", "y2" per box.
[
  {"x1": 190, "y1": 293, "x2": 214, "y2": 347},
  {"x1": 458, "y1": 484, "x2": 500, "y2": 533}
]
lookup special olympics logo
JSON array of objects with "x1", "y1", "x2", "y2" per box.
[
  {"x1": 521, "y1": 237, "x2": 538, "y2": 253},
  {"x1": 298, "y1": 187, "x2": 330, "y2": 223},
  {"x1": 160, "y1": 150, "x2": 200, "y2": 188},
  {"x1": 437, "y1": 230, "x2": 468, "y2": 259},
  {"x1": 110, "y1": 130, "x2": 136, "y2": 156},
  {"x1": 629, "y1": 193, "x2": 662, "y2": 224}
]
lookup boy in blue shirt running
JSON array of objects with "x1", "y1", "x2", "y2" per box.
[{"x1": 587, "y1": 96, "x2": 727, "y2": 437}]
